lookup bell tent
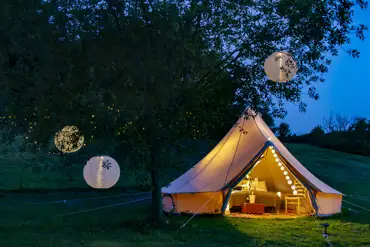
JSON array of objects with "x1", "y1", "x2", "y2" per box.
[{"x1": 162, "y1": 109, "x2": 342, "y2": 217}]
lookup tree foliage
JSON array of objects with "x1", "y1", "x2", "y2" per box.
[
  {"x1": 1, "y1": 0, "x2": 368, "y2": 224},
  {"x1": 290, "y1": 116, "x2": 370, "y2": 156},
  {"x1": 323, "y1": 112, "x2": 354, "y2": 133},
  {"x1": 277, "y1": 122, "x2": 292, "y2": 141}
]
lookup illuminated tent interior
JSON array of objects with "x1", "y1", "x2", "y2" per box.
[
  {"x1": 228, "y1": 146, "x2": 313, "y2": 214},
  {"x1": 162, "y1": 109, "x2": 342, "y2": 217}
]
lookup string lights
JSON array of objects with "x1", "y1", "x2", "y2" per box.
[{"x1": 269, "y1": 145, "x2": 299, "y2": 195}]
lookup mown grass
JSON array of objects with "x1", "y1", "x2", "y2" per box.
[
  {"x1": 0, "y1": 152, "x2": 148, "y2": 191},
  {"x1": 0, "y1": 143, "x2": 370, "y2": 246}
]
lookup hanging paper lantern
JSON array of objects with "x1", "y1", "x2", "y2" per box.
[
  {"x1": 162, "y1": 194, "x2": 175, "y2": 213},
  {"x1": 54, "y1": 125, "x2": 84, "y2": 153},
  {"x1": 83, "y1": 156, "x2": 120, "y2": 189},
  {"x1": 264, "y1": 51, "x2": 298, "y2": 83}
]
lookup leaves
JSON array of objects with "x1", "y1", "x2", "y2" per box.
[{"x1": 1, "y1": 0, "x2": 368, "y2": 168}]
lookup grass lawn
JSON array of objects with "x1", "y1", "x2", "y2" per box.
[{"x1": 1, "y1": 143, "x2": 370, "y2": 246}]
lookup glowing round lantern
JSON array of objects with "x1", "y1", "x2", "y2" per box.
[
  {"x1": 280, "y1": 167, "x2": 285, "y2": 171},
  {"x1": 83, "y1": 156, "x2": 120, "y2": 189},
  {"x1": 54, "y1": 125, "x2": 84, "y2": 153},
  {"x1": 285, "y1": 176, "x2": 290, "y2": 180},
  {"x1": 291, "y1": 185, "x2": 296, "y2": 190},
  {"x1": 288, "y1": 180, "x2": 293, "y2": 185},
  {"x1": 283, "y1": 171, "x2": 288, "y2": 175},
  {"x1": 162, "y1": 194, "x2": 175, "y2": 213},
  {"x1": 264, "y1": 51, "x2": 298, "y2": 83}
]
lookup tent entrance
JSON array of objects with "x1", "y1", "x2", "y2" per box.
[{"x1": 225, "y1": 146, "x2": 314, "y2": 216}]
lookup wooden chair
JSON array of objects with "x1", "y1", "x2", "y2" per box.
[
  {"x1": 285, "y1": 196, "x2": 300, "y2": 214},
  {"x1": 285, "y1": 181, "x2": 307, "y2": 214}
]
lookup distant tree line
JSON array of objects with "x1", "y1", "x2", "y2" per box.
[{"x1": 275, "y1": 113, "x2": 370, "y2": 156}]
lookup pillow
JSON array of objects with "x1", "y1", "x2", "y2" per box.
[{"x1": 255, "y1": 181, "x2": 267, "y2": 192}]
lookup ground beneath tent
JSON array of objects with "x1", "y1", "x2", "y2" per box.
[{"x1": 227, "y1": 213, "x2": 311, "y2": 219}]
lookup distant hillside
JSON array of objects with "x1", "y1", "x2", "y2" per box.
[
  {"x1": 287, "y1": 131, "x2": 370, "y2": 157},
  {"x1": 1, "y1": 143, "x2": 370, "y2": 194},
  {"x1": 285, "y1": 143, "x2": 370, "y2": 196}
]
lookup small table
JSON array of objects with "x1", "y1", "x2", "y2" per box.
[{"x1": 241, "y1": 203, "x2": 265, "y2": 214}]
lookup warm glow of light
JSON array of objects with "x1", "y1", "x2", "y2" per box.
[
  {"x1": 273, "y1": 154, "x2": 277, "y2": 158},
  {"x1": 272, "y1": 150, "x2": 276, "y2": 154},
  {"x1": 268, "y1": 137, "x2": 272, "y2": 141},
  {"x1": 288, "y1": 180, "x2": 293, "y2": 185},
  {"x1": 278, "y1": 162, "x2": 282, "y2": 166},
  {"x1": 280, "y1": 167, "x2": 284, "y2": 171},
  {"x1": 277, "y1": 192, "x2": 281, "y2": 197},
  {"x1": 291, "y1": 185, "x2": 296, "y2": 190},
  {"x1": 283, "y1": 171, "x2": 288, "y2": 175},
  {"x1": 84, "y1": 156, "x2": 120, "y2": 189},
  {"x1": 54, "y1": 126, "x2": 84, "y2": 153},
  {"x1": 269, "y1": 146, "x2": 273, "y2": 149},
  {"x1": 275, "y1": 158, "x2": 280, "y2": 162},
  {"x1": 255, "y1": 160, "x2": 261, "y2": 166},
  {"x1": 293, "y1": 190, "x2": 298, "y2": 195},
  {"x1": 285, "y1": 176, "x2": 290, "y2": 180}
]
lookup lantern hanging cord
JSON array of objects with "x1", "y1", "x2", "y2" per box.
[{"x1": 57, "y1": 196, "x2": 151, "y2": 217}]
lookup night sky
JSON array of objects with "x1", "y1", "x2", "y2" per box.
[{"x1": 280, "y1": 6, "x2": 370, "y2": 134}]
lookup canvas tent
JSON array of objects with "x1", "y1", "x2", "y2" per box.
[{"x1": 162, "y1": 109, "x2": 342, "y2": 217}]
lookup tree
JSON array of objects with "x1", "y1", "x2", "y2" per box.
[
  {"x1": 323, "y1": 112, "x2": 353, "y2": 133},
  {"x1": 1, "y1": 0, "x2": 368, "y2": 226},
  {"x1": 309, "y1": 125, "x2": 326, "y2": 145},
  {"x1": 350, "y1": 117, "x2": 370, "y2": 136},
  {"x1": 277, "y1": 122, "x2": 292, "y2": 141}
]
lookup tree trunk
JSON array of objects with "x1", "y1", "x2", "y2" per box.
[{"x1": 149, "y1": 146, "x2": 164, "y2": 227}]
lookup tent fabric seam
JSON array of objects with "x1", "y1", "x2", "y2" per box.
[
  {"x1": 173, "y1": 124, "x2": 237, "y2": 191},
  {"x1": 223, "y1": 117, "x2": 245, "y2": 186}
]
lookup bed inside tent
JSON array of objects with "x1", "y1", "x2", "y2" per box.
[{"x1": 226, "y1": 145, "x2": 315, "y2": 216}]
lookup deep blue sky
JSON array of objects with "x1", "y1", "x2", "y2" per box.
[{"x1": 279, "y1": 7, "x2": 370, "y2": 134}]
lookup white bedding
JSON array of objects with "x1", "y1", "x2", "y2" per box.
[{"x1": 229, "y1": 181, "x2": 278, "y2": 208}]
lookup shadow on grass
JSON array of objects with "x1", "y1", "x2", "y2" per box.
[{"x1": 0, "y1": 193, "x2": 260, "y2": 247}]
